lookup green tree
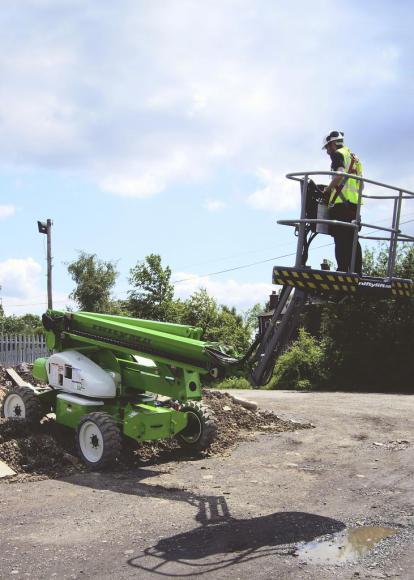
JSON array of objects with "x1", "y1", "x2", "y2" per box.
[
  {"x1": 244, "y1": 303, "x2": 264, "y2": 336},
  {"x1": 208, "y1": 305, "x2": 251, "y2": 353},
  {"x1": 164, "y1": 298, "x2": 187, "y2": 324},
  {"x1": 363, "y1": 243, "x2": 414, "y2": 278},
  {"x1": 282, "y1": 244, "x2": 414, "y2": 390},
  {"x1": 128, "y1": 254, "x2": 174, "y2": 321},
  {"x1": 122, "y1": 254, "x2": 257, "y2": 353},
  {"x1": 181, "y1": 289, "x2": 218, "y2": 330},
  {"x1": 179, "y1": 289, "x2": 251, "y2": 354},
  {"x1": 67, "y1": 252, "x2": 118, "y2": 312},
  {"x1": 308, "y1": 244, "x2": 414, "y2": 390},
  {"x1": 1, "y1": 314, "x2": 43, "y2": 335}
]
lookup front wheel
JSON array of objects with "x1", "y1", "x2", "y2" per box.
[
  {"x1": 76, "y1": 412, "x2": 122, "y2": 470},
  {"x1": 1, "y1": 386, "x2": 42, "y2": 425},
  {"x1": 177, "y1": 401, "x2": 217, "y2": 452}
]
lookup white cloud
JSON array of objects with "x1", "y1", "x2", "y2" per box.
[
  {"x1": 247, "y1": 168, "x2": 300, "y2": 212},
  {"x1": 173, "y1": 271, "x2": 273, "y2": 310},
  {"x1": 0, "y1": 205, "x2": 16, "y2": 220},
  {"x1": 1, "y1": 291, "x2": 73, "y2": 316},
  {"x1": 100, "y1": 172, "x2": 164, "y2": 199},
  {"x1": 0, "y1": 258, "x2": 42, "y2": 299},
  {"x1": 98, "y1": 150, "x2": 204, "y2": 198},
  {"x1": 0, "y1": 256, "x2": 73, "y2": 314},
  {"x1": 204, "y1": 198, "x2": 227, "y2": 212},
  {"x1": 0, "y1": 1, "x2": 411, "y2": 197}
]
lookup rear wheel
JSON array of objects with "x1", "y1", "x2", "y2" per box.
[
  {"x1": 177, "y1": 401, "x2": 217, "y2": 451},
  {"x1": 76, "y1": 412, "x2": 122, "y2": 469},
  {"x1": 1, "y1": 386, "x2": 42, "y2": 425}
]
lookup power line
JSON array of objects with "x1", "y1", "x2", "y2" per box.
[
  {"x1": 171, "y1": 211, "x2": 414, "y2": 278},
  {"x1": 173, "y1": 217, "x2": 414, "y2": 285},
  {"x1": 5, "y1": 218, "x2": 414, "y2": 310},
  {"x1": 173, "y1": 251, "x2": 298, "y2": 284},
  {"x1": 2, "y1": 298, "x2": 70, "y2": 308},
  {"x1": 173, "y1": 239, "x2": 297, "y2": 272}
]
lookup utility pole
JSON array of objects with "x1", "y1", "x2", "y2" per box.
[
  {"x1": 0, "y1": 289, "x2": 3, "y2": 336},
  {"x1": 37, "y1": 219, "x2": 53, "y2": 310}
]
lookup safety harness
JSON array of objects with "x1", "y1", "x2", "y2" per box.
[{"x1": 330, "y1": 153, "x2": 359, "y2": 206}]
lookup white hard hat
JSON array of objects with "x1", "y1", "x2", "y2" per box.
[{"x1": 322, "y1": 130, "x2": 344, "y2": 149}]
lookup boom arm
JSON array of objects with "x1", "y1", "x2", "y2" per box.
[
  {"x1": 41, "y1": 302, "x2": 308, "y2": 392},
  {"x1": 42, "y1": 310, "x2": 239, "y2": 375},
  {"x1": 244, "y1": 287, "x2": 307, "y2": 388}
]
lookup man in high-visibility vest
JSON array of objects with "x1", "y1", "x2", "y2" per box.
[{"x1": 322, "y1": 130, "x2": 363, "y2": 275}]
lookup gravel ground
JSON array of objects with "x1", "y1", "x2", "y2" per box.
[{"x1": 0, "y1": 380, "x2": 413, "y2": 579}]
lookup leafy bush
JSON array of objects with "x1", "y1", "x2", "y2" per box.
[
  {"x1": 319, "y1": 296, "x2": 414, "y2": 390},
  {"x1": 268, "y1": 328, "x2": 327, "y2": 390},
  {"x1": 296, "y1": 379, "x2": 313, "y2": 391},
  {"x1": 211, "y1": 376, "x2": 252, "y2": 390},
  {"x1": 300, "y1": 245, "x2": 414, "y2": 391}
]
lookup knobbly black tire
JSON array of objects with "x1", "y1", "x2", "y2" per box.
[
  {"x1": 177, "y1": 401, "x2": 217, "y2": 451},
  {"x1": 1, "y1": 386, "x2": 42, "y2": 425},
  {"x1": 76, "y1": 412, "x2": 122, "y2": 470}
]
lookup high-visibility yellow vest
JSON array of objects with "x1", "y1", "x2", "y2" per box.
[{"x1": 330, "y1": 146, "x2": 363, "y2": 205}]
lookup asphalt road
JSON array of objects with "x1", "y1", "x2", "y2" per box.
[{"x1": 1, "y1": 389, "x2": 413, "y2": 579}]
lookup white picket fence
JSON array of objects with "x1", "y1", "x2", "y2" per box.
[{"x1": 0, "y1": 335, "x2": 50, "y2": 366}]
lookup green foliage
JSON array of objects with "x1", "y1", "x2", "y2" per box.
[
  {"x1": 66, "y1": 251, "x2": 253, "y2": 353},
  {"x1": 67, "y1": 251, "x2": 118, "y2": 312},
  {"x1": 212, "y1": 376, "x2": 252, "y2": 390},
  {"x1": 206, "y1": 305, "x2": 251, "y2": 354},
  {"x1": 244, "y1": 303, "x2": 264, "y2": 336},
  {"x1": 0, "y1": 313, "x2": 43, "y2": 335},
  {"x1": 363, "y1": 243, "x2": 414, "y2": 278},
  {"x1": 302, "y1": 244, "x2": 414, "y2": 390},
  {"x1": 296, "y1": 378, "x2": 312, "y2": 391},
  {"x1": 128, "y1": 254, "x2": 174, "y2": 321},
  {"x1": 319, "y1": 296, "x2": 414, "y2": 389},
  {"x1": 179, "y1": 289, "x2": 251, "y2": 354},
  {"x1": 102, "y1": 299, "x2": 133, "y2": 316},
  {"x1": 269, "y1": 328, "x2": 327, "y2": 390},
  {"x1": 163, "y1": 299, "x2": 187, "y2": 324},
  {"x1": 180, "y1": 289, "x2": 217, "y2": 330}
]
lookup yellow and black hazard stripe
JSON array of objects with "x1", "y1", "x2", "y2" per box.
[
  {"x1": 272, "y1": 267, "x2": 359, "y2": 294},
  {"x1": 391, "y1": 279, "x2": 413, "y2": 297}
]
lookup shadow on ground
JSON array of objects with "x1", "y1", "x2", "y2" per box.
[
  {"x1": 63, "y1": 471, "x2": 344, "y2": 576},
  {"x1": 129, "y1": 508, "x2": 344, "y2": 576}
]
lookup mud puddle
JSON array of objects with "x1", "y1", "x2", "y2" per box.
[{"x1": 295, "y1": 525, "x2": 397, "y2": 564}]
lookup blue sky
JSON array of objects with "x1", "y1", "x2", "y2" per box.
[{"x1": 1, "y1": 0, "x2": 414, "y2": 315}]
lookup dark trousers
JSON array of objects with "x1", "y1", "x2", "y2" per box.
[{"x1": 329, "y1": 203, "x2": 362, "y2": 275}]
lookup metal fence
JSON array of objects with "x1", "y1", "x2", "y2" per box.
[{"x1": 0, "y1": 335, "x2": 50, "y2": 366}]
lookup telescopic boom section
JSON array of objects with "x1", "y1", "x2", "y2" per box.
[{"x1": 42, "y1": 310, "x2": 239, "y2": 375}]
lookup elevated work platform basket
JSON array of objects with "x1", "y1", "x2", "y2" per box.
[
  {"x1": 272, "y1": 266, "x2": 413, "y2": 299},
  {"x1": 274, "y1": 170, "x2": 414, "y2": 294}
]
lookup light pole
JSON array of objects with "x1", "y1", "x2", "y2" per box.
[{"x1": 37, "y1": 219, "x2": 53, "y2": 310}]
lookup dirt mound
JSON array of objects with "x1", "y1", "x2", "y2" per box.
[
  {"x1": 0, "y1": 367, "x2": 8, "y2": 402},
  {"x1": 110, "y1": 390, "x2": 311, "y2": 468},
  {"x1": 0, "y1": 428, "x2": 69, "y2": 475},
  {"x1": 0, "y1": 373, "x2": 311, "y2": 481},
  {"x1": 0, "y1": 418, "x2": 76, "y2": 481},
  {"x1": 0, "y1": 363, "x2": 37, "y2": 404}
]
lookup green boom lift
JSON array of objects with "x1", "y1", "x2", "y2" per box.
[
  {"x1": 1, "y1": 170, "x2": 413, "y2": 468},
  {"x1": 1, "y1": 309, "x2": 241, "y2": 468}
]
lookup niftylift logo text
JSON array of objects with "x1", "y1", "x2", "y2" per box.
[{"x1": 91, "y1": 324, "x2": 151, "y2": 346}]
